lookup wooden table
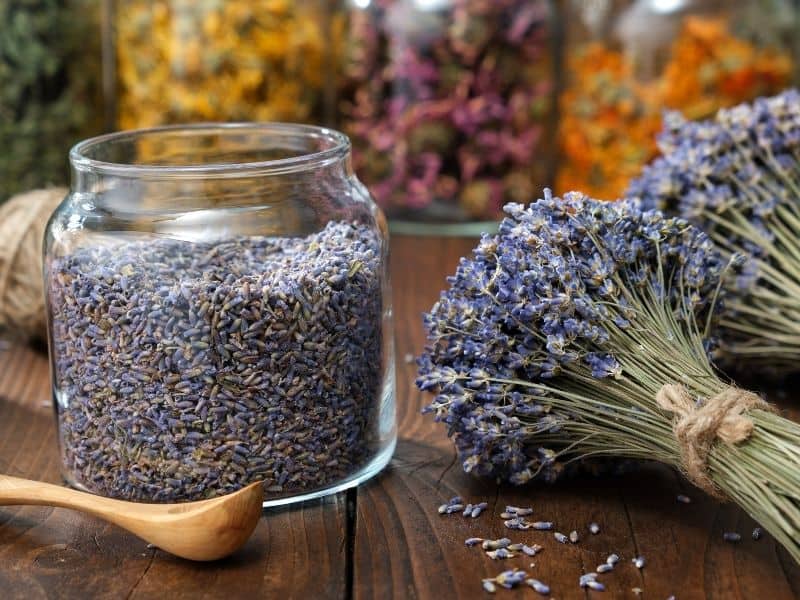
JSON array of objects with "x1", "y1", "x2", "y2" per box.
[{"x1": 1, "y1": 235, "x2": 799, "y2": 599}]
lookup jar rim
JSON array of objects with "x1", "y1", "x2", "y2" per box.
[{"x1": 70, "y1": 122, "x2": 351, "y2": 178}]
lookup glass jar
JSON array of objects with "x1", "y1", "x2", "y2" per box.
[
  {"x1": 110, "y1": 0, "x2": 340, "y2": 129},
  {"x1": 44, "y1": 123, "x2": 396, "y2": 506},
  {"x1": 339, "y1": 0, "x2": 555, "y2": 227},
  {"x1": 0, "y1": 0, "x2": 103, "y2": 201},
  {"x1": 556, "y1": 0, "x2": 798, "y2": 200}
]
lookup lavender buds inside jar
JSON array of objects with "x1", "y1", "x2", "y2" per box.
[{"x1": 44, "y1": 123, "x2": 396, "y2": 505}]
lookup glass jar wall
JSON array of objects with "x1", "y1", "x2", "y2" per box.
[
  {"x1": 110, "y1": 0, "x2": 340, "y2": 129},
  {"x1": 44, "y1": 123, "x2": 396, "y2": 505},
  {"x1": 0, "y1": 0, "x2": 103, "y2": 200},
  {"x1": 339, "y1": 0, "x2": 555, "y2": 225},
  {"x1": 556, "y1": 0, "x2": 798, "y2": 200}
]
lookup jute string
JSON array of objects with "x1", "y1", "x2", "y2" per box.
[
  {"x1": 0, "y1": 188, "x2": 65, "y2": 341},
  {"x1": 656, "y1": 383, "x2": 773, "y2": 498}
]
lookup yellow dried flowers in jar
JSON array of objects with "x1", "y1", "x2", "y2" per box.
[
  {"x1": 113, "y1": 0, "x2": 340, "y2": 129},
  {"x1": 556, "y1": 0, "x2": 797, "y2": 200}
]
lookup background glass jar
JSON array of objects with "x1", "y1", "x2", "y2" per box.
[
  {"x1": 44, "y1": 123, "x2": 396, "y2": 505},
  {"x1": 339, "y1": 0, "x2": 555, "y2": 227},
  {"x1": 0, "y1": 0, "x2": 103, "y2": 201},
  {"x1": 556, "y1": 0, "x2": 798, "y2": 200},
  {"x1": 107, "y1": 0, "x2": 341, "y2": 129}
]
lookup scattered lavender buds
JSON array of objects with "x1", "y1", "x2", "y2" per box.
[
  {"x1": 606, "y1": 554, "x2": 620, "y2": 566},
  {"x1": 505, "y1": 506, "x2": 534, "y2": 517},
  {"x1": 632, "y1": 556, "x2": 646, "y2": 569},
  {"x1": 486, "y1": 548, "x2": 515, "y2": 560},
  {"x1": 723, "y1": 532, "x2": 742, "y2": 542},
  {"x1": 532, "y1": 521, "x2": 553, "y2": 531},
  {"x1": 470, "y1": 502, "x2": 489, "y2": 518},
  {"x1": 48, "y1": 222, "x2": 385, "y2": 502},
  {"x1": 495, "y1": 569, "x2": 528, "y2": 589},
  {"x1": 522, "y1": 544, "x2": 540, "y2": 557},
  {"x1": 589, "y1": 522, "x2": 600, "y2": 534},
  {"x1": 525, "y1": 578, "x2": 550, "y2": 595},
  {"x1": 753, "y1": 527, "x2": 763, "y2": 540},
  {"x1": 482, "y1": 579, "x2": 497, "y2": 593},
  {"x1": 596, "y1": 564, "x2": 614, "y2": 574},
  {"x1": 677, "y1": 494, "x2": 692, "y2": 504},
  {"x1": 586, "y1": 580, "x2": 606, "y2": 592},
  {"x1": 554, "y1": 532, "x2": 568, "y2": 544},
  {"x1": 579, "y1": 573, "x2": 598, "y2": 588},
  {"x1": 504, "y1": 517, "x2": 534, "y2": 530},
  {"x1": 483, "y1": 538, "x2": 512, "y2": 551},
  {"x1": 569, "y1": 530, "x2": 579, "y2": 543},
  {"x1": 465, "y1": 537, "x2": 484, "y2": 547}
]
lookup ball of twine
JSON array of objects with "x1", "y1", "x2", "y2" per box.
[{"x1": 0, "y1": 188, "x2": 66, "y2": 341}]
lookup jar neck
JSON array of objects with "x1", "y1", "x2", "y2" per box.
[{"x1": 68, "y1": 123, "x2": 356, "y2": 215}]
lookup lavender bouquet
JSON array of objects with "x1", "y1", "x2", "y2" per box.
[
  {"x1": 418, "y1": 192, "x2": 800, "y2": 562},
  {"x1": 628, "y1": 90, "x2": 800, "y2": 369}
]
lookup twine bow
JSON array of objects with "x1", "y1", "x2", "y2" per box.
[{"x1": 656, "y1": 383, "x2": 772, "y2": 498}]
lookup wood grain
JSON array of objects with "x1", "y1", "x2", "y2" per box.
[{"x1": 1, "y1": 234, "x2": 799, "y2": 598}]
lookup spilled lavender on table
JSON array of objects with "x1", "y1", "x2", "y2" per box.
[{"x1": 47, "y1": 221, "x2": 384, "y2": 502}]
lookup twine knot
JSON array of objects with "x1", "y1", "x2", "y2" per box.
[{"x1": 655, "y1": 383, "x2": 771, "y2": 498}]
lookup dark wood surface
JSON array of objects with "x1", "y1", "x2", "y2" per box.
[{"x1": 1, "y1": 235, "x2": 799, "y2": 599}]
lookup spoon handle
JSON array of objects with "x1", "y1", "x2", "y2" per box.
[{"x1": 0, "y1": 474, "x2": 86, "y2": 508}]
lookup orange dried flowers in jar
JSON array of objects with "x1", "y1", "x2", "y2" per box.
[{"x1": 556, "y1": 0, "x2": 797, "y2": 200}]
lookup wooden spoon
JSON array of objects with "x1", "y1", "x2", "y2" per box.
[{"x1": 0, "y1": 475, "x2": 263, "y2": 561}]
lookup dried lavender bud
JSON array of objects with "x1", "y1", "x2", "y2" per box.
[
  {"x1": 569, "y1": 530, "x2": 579, "y2": 543},
  {"x1": 579, "y1": 573, "x2": 598, "y2": 587},
  {"x1": 507, "y1": 543, "x2": 525, "y2": 551},
  {"x1": 589, "y1": 522, "x2": 600, "y2": 534},
  {"x1": 448, "y1": 496, "x2": 463, "y2": 505},
  {"x1": 500, "y1": 512, "x2": 515, "y2": 519},
  {"x1": 504, "y1": 517, "x2": 533, "y2": 530},
  {"x1": 438, "y1": 504, "x2": 449, "y2": 514},
  {"x1": 554, "y1": 532, "x2": 568, "y2": 544},
  {"x1": 445, "y1": 504, "x2": 465, "y2": 514},
  {"x1": 723, "y1": 532, "x2": 742, "y2": 542},
  {"x1": 521, "y1": 544, "x2": 539, "y2": 557},
  {"x1": 49, "y1": 222, "x2": 385, "y2": 502},
  {"x1": 465, "y1": 537, "x2": 484, "y2": 547},
  {"x1": 532, "y1": 521, "x2": 553, "y2": 531},
  {"x1": 486, "y1": 548, "x2": 515, "y2": 560},
  {"x1": 677, "y1": 494, "x2": 692, "y2": 504},
  {"x1": 632, "y1": 556, "x2": 646, "y2": 569},
  {"x1": 596, "y1": 564, "x2": 613, "y2": 573},
  {"x1": 753, "y1": 527, "x2": 763, "y2": 540},
  {"x1": 506, "y1": 506, "x2": 533, "y2": 517},
  {"x1": 482, "y1": 579, "x2": 497, "y2": 593},
  {"x1": 606, "y1": 553, "x2": 620, "y2": 566},
  {"x1": 526, "y1": 578, "x2": 550, "y2": 595},
  {"x1": 471, "y1": 502, "x2": 488, "y2": 518},
  {"x1": 482, "y1": 538, "x2": 512, "y2": 550},
  {"x1": 586, "y1": 581, "x2": 606, "y2": 592},
  {"x1": 462, "y1": 503, "x2": 475, "y2": 516},
  {"x1": 495, "y1": 569, "x2": 528, "y2": 589}
]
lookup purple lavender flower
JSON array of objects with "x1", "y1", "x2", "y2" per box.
[
  {"x1": 628, "y1": 89, "x2": 800, "y2": 370},
  {"x1": 417, "y1": 190, "x2": 729, "y2": 484}
]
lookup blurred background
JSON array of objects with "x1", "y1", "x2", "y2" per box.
[{"x1": 1, "y1": 0, "x2": 798, "y2": 228}]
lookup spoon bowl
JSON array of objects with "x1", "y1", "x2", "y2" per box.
[{"x1": 0, "y1": 474, "x2": 263, "y2": 561}]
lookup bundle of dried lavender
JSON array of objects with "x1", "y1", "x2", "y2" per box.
[
  {"x1": 418, "y1": 192, "x2": 800, "y2": 563},
  {"x1": 629, "y1": 89, "x2": 800, "y2": 371}
]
